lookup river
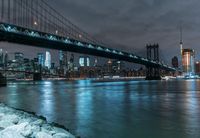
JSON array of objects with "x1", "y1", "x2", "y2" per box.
[{"x1": 0, "y1": 79, "x2": 200, "y2": 138}]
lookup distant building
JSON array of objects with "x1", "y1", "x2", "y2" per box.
[
  {"x1": 195, "y1": 61, "x2": 200, "y2": 75},
  {"x1": 112, "y1": 60, "x2": 123, "y2": 72},
  {"x1": 59, "y1": 51, "x2": 68, "y2": 75},
  {"x1": 45, "y1": 51, "x2": 51, "y2": 69},
  {"x1": 182, "y1": 49, "x2": 195, "y2": 74},
  {"x1": 68, "y1": 54, "x2": 74, "y2": 71},
  {"x1": 79, "y1": 56, "x2": 84, "y2": 67},
  {"x1": 94, "y1": 58, "x2": 98, "y2": 67},
  {"x1": 79, "y1": 56, "x2": 90, "y2": 67},
  {"x1": 4, "y1": 52, "x2": 8, "y2": 68},
  {"x1": 0, "y1": 49, "x2": 3, "y2": 67},
  {"x1": 14, "y1": 52, "x2": 24, "y2": 63},
  {"x1": 107, "y1": 59, "x2": 112, "y2": 74},
  {"x1": 37, "y1": 53, "x2": 45, "y2": 67},
  {"x1": 171, "y1": 56, "x2": 178, "y2": 68}
]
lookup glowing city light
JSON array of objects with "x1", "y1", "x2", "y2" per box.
[{"x1": 34, "y1": 21, "x2": 38, "y2": 26}]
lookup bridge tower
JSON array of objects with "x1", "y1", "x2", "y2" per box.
[
  {"x1": 33, "y1": 65, "x2": 42, "y2": 81},
  {"x1": 146, "y1": 44, "x2": 161, "y2": 80},
  {"x1": 0, "y1": 72, "x2": 7, "y2": 86}
]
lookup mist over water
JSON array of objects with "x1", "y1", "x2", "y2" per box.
[{"x1": 0, "y1": 80, "x2": 200, "y2": 138}]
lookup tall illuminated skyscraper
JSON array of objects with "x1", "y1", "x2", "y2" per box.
[
  {"x1": 79, "y1": 56, "x2": 90, "y2": 67},
  {"x1": 180, "y1": 25, "x2": 183, "y2": 69},
  {"x1": 45, "y1": 51, "x2": 51, "y2": 69},
  {"x1": 182, "y1": 49, "x2": 195, "y2": 74},
  {"x1": 38, "y1": 53, "x2": 45, "y2": 67}
]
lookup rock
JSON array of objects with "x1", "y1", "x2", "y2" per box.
[
  {"x1": 35, "y1": 132, "x2": 53, "y2": 138},
  {"x1": 53, "y1": 127, "x2": 67, "y2": 133},
  {"x1": 0, "y1": 128, "x2": 25, "y2": 138},
  {"x1": 0, "y1": 104, "x2": 76, "y2": 138},
  {"x1": 0, "y1": 122, "x2": 33, "y2": 137},
  {"x1": 53, "y1": 133, "x2": 74, "y2": 138},
  {"x1": 33, "y1": 119, "x2": 45, "y2": 126},
  {"x1": 42, "y1": 124, "x2": 53, "y2": 131},
  {"x1": 3, "y1": 114, "x2": 19, "y2": 124},
  {"x1": 0, "y1": 127, "x2": 4, "y2": 131},
  {"x1": 0, "y1": 120, "x2": 14, "y2": 128}
]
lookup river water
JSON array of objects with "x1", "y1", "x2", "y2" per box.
[{"x1": 0, "y1": 79, "x2": 200, "y2": 138}]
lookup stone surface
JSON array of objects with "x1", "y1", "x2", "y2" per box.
[
  {"x1": 0, "y1": 103, "x2": 75, "y2": 138},
  {"x1": 53, "y1": 133, "x2": 72, "y2": 138},
  {"x1": 35, "y1": 132, "x2": 53, "y2": 138}
]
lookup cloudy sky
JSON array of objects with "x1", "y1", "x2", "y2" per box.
[
  {"x1": 1, "y1": 0, "x2": 200, "y2": 65},
  {"x1": 49, "y1": 0, "x2": 200, "y2": 62}
]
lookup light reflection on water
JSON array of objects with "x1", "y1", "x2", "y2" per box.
[{"x1": 0, "y1": 80, "x2": 200, "y2": 138}]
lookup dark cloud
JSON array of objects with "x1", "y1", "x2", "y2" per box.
[{"x1": 51, "y1": 0, "x2": 200, "y2": 62}]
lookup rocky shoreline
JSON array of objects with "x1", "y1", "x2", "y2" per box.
[{"x1": 0, "y1": 103, "x2": 76, "y2": 138}]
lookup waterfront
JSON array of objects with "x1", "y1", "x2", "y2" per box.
[{"x1": 0, "y1": 79, "x2": 200, "y2": 138}]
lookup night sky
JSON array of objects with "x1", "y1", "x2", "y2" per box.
[{"x1": 1, "y1": 0, "x2": 200, "y2": 65}]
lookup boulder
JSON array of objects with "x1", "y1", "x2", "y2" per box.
[
  {"x1": 0, "y1": 120, "x2": 14, "y2": 128},
  {"x1": 35, "y1": 132, "x2": 53, "y2": 138},
  {"x1": 53, "y1": 133, "x2": 74, "y2": 138},
  {"x1": 3, "y1": 114, "x2": 19, "y2": 124}
]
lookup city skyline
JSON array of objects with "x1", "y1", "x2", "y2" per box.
[{"x1": 1, "y1": 1, "x2": 200, "y2": 138}]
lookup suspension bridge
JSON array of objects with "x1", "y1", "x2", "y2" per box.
[{"x1": 0, "y1": 0, "x2": 177, "y2": 84}]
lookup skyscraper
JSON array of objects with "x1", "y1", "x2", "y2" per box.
[
  {"x1": 79, "y1": 56, "x2": 90, "y2": 67},
  {"x1": 195, "y1": 61, "x2": 200, "y2": 75},
  {"x1": 59, "y1": 51, "x2": 68, "y2": 75},
  {"x1": 14, "y1": 52, "x2": 24, "y2": 63},
  {"x1": 94, "y1": 58, "x2": 98, "y2": 67},
  {"x1": 69, "y1": 54, "x2": 74, "y2": 71},
  {"x1": 182, "y1": 49, "x2": 195, "y2": 74},
  {"x1": 86, "y1": 57, "x2": 90, "y2": 67},
  {"x1": 171, "y1": 56, "x2": 178, "y2": 68},
  {"x1": 4, "y1": 52, "x2": 8, "y2": 69},
  {"x1": 45, "y1": 51, "x2": 51, "y2": 69},
  {"x1": 180, "y1": 25, "x2": 183, "y2": 57},
  {"x1": 79, "y1": 56, "x2": 85, "y2": 67},
  {"x1": 37, "y1": 53, "x2": 45, "y2": 67},
  {"x1": 0, "y1": 49, "x2": 3, "y2": 67},
  {"x1": 59, "y1": 50, "x2": 64, "y2": 65},
  {"x1": 59, "y1": 51, "x2": 68, "y2": 69}
]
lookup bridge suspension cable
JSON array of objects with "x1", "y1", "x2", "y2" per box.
[{"x1": 0, "y1": 0, "x2": 107, "y2": 45}]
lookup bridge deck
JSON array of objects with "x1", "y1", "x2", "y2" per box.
[{"x1": 0, "y1": 22, "x2": 175, "y2": 71}]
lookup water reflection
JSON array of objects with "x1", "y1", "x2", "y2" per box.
[{"x1": 0, "y1": 80, "x2": 200, "y2": 138}]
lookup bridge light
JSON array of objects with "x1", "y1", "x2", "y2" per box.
[
  {"x1": 106, "y1": 48, "x2": 110, "y2": 52},
  {"x1": 79, "y1": 34, "x2": 82, "y2": 38},
  {"x1": 77, "y1": 42, "x2": 83, "y2": 46},
  {"x1": 112, "y1": 50, "x2": 117, "y2": 54},
  {"x1": 119, "y1": 52, "x2": 124, "y2": 55},
  {"x1": 34, "y1": 21, "x2": 38, "y2": 26},
  {"x1": 88, "y1": 44, "x2": 94, "y2": 48},
  {"x1": 56, "y1": 30, "x2": 58, "y2": 34}
]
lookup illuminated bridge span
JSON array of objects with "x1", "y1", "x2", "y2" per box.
[{"x1": 0, "y1": 0, "x2": 176, "y2": 81}]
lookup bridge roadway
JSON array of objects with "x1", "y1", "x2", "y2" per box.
[{"x1": 0, "y1": 22, "x2": 175, "y2": 71}]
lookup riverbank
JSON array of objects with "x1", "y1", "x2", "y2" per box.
[{"x1": 0, "y1": 103, "x2": 75, "y2": 138}]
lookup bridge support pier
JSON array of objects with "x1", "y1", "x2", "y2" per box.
[
  {"x1": 0, "y1": 73, "x2": 7, "y2": 86},
  {"x1": 146, "y1": 44, "x2": 161, "y2": 80},
  {"x1": 33, "y1": 73, "x2": 42, "y2": 81}
]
